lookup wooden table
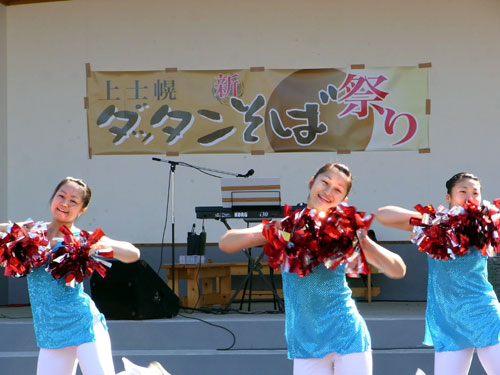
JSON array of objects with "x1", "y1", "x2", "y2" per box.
[
  {"x1": 349, "y1": 264, "x2": 381, "y2": 303},
  {"x1": 161, "y1": 261, "x2": 380, "y2": 309},
  {"x1": 161, "y1": 263, "x2": 232, "y2": 309}
]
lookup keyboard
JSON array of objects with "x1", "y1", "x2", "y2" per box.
[{"x1": 195, "y1": 206, "x2": 285, "y2": 220}]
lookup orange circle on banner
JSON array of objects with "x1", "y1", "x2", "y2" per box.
[{"x1": 264, "y1": 69, "x2": 374, "y2": 152}]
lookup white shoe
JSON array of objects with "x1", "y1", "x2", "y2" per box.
[
  {"x1": 116, "y1": 357, "x2": 171, "y2": 375},
  {"x1": 147, "y1": 361, "x2": 171, "y2": 375}
]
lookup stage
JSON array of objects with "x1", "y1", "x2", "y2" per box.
[
  {"x1": 0, "y1": 301, "x2": 487, "y2": 375},
  {"x1": 0, "y1": 245, "x2": 496, "y2": 374}
]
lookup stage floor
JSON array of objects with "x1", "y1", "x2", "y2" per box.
[
  {"x1": 0, "y1": 301, "x2": 486, "y2": 375},
  {"x1": 0, "y1": 300, "x2": 427, "y2": 320}
]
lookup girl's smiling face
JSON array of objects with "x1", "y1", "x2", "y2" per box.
[
  {"x1": 446, "y1": 178, "x2": 482, "y2": 208},
  {"x1": 50, "y1": 181, "x2": 87, "y2": 225},
  {"x1": 307, "y1": 169, "x2": 350, "y2": 212}
]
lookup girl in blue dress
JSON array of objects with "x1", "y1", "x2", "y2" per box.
[
  {"x1": 219, "y1": 163, "x2": 406, "y2": 375},
  {"x1": 1, "y1": 177, "x2": 141, "y2": 375},
  {"x1": 376, "y1": 172, "x2": 500, "y2": 375}
]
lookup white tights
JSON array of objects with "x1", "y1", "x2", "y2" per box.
[
  {"x1": 434, "y1": 342, "x2": 500, "y2": 375},
  {"x1": 293, "y1": 351, "x2": 372, "y2": 375},
  {"x1": 37, "y1": 319, "x2": 115, "y2": 375}
]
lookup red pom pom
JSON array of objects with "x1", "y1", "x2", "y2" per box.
[
  {"x1": 411, "y1": 200, "x2": 500, "y2": 259},
  {"x1": 262, "y1": 203, "x2": 372, "y2": 277},
  {"x1": 460, "y1": 200, "x2": 500, "y2": 256},
  {"x1": 0, "y1": 222, "x2": 49, "y2": 277},
  {"x1": 263, "y1": 206, "x2": 319, "y2": 276},
  {"x1": 318, "y1": 204, "x2": 373, "y2": 276},
  {"x1": 46, "y1": 226, "x2": 111, "y2": 285}
]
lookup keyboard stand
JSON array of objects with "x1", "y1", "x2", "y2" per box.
[
  {"x1": 220, "y1": 218, "x2": 284, "y2": 312},
  {"x1": 231, "y1": 248, "x2": 284, "y2": 312}
]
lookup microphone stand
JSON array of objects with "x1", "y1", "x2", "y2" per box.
[
  {"x1": 153, "y1": 158, "x2": 252, "y2": 296},
  {"x1": 169, "y1": 161, "x2": 178, "y2": 293}
]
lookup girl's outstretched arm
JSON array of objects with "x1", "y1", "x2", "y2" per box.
[
  {"x1": 219, "y1": 224, "x2": 267, "y2": 253},
  {"x1": 358, "y1": 230, "x2": 406, "y2": 279},
  {"x1": 375, "y1": 205, "x2": 421, "y2": 232},
  {"x1": 94, "y1": 236, "x2": 140, "y2": 263}
]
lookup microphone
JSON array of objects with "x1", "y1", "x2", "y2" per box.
[
  {"x1": 237, "y1": 169, "x2": 254, "y2": 178},
  {"x1": 153, "y1": 157, "x2": 254, "y2": 178}
]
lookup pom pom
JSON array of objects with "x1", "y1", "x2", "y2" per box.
[
  {"x1": 263, "y1": 206, "x2": 319, "y2": 276},
  {"x1": 46, "y1": 226, "x2": 112, "y2": 286},
  {"x1": 410, "y1": 200, "x2": 500, "y2": 259},
  {"x1": 462, "y1": 200, "x2": 500, "y2": 256},
  {"x1": 318, "y1": 204, "x2": 373, "y2": 277},
  {"x1": 0, "y1": 221, "x2": 49, "y2": 277},
  {"x1": 262, "y1": 203, "x2": 372, "y2": 277}
]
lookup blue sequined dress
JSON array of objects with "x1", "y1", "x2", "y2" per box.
[
  {"x1": 27, "y1": 242, "x2": 106, "y2": 349},
  {"x1": 424, "y1": 249, "x2": 500, "y2": 352},
  {"x1": 282, "y1": 263, "x2": 371, "y2": 359}
]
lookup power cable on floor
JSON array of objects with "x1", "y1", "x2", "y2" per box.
[{"x1": 177, "y1": 312, "x2": 236, "y2": 351}]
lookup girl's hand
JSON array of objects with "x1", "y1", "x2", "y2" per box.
[
  {"x1": 88, "y1": 243, "x2": 100, "y2": 257},
  {"x1": 89, "y1": 242, "x2": 114, "y2": 258},
  {"x1": 468, "y1": 197, "x2": 480, "y2": 206},
  {"x1": 264, "y1": 219, "x2": 282, "y2": 233},
  {"x1": 356, "y1": 228, "x2": 367, "y2": 243},
  {"x1": 19, "y1": 221, "x2": 35, "y2": 231}
]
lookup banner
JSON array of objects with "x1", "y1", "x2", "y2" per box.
[{"x1": 85, "y1": 65, "x2": 430, "y2": 155}]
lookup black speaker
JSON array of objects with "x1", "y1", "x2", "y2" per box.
[
  {"x1": 187, "y1": 224, "x2": 206, "y2": 255},
  {"x1": 90, "y1": 260, "x2": 180, "y2": 320}
]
